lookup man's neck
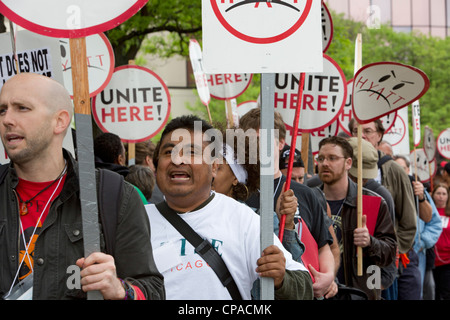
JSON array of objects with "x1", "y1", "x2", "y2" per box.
[
  {"x1": 15, "y1": 155, "x2": 66, "y2": 182},
  {"x1": 323, "y1": 177, "x2": 349, "y2": 201}
]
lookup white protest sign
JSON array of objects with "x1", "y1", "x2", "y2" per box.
[
  {"x1": 0, "y1": 30, "x2": 64, "y2": 87},
  {"x1": 92, "y1": 65, "x2": 171, "y2": 143},
  {"x1": 339, "y1": 78, "x2": 396, "y2": 136},
  {"x1": 412, "y1": 100, "x2": 421, "y2": 147},
  {"x1": 189, "y1": 39, "x2": 210, "y2": 106},
  {"x1": 352, "y1": 62, "x2": 430, "y2": 124},
  {"x1": 0, "y1": 1, "x2": 148, "y2": 38},
  {"x1": 437, "y1": 129, "x2": 450, "y2": 160},
  {"x1": 207, "y1": 73, "x2": 252, "y2": 100},
  {"x1": 202, "y1": 0, "x2": 322, "y2": 73},
  {"x1": 410, "y1": 148, "x2": 436, "y2": 183},
  {"x1": 274, "y1": 54, "x2": 346, "y2": 132},
  {"x1": 423, "y1": 126, "x2": 436, "y2": 162},
  {"x1": 236, "y1": 100, "x2": 258, "y2": 118},
  {"x1": 60, "y1": 33, "x2": 114, "y2": 98},
  {"x1": 321, "y1": 2, "x2": 333, "y2": 53},
  {"x1": 383, "y1": 106, "x2": 410, "y2": 156}
]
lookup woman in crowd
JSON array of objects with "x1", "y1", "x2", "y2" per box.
[{"x1": 432, "y1": 183, "x2": 450, "y2": 299}]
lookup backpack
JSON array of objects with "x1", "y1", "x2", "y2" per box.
[{"x1": 0, "y1": 164, "x2": 123, "y2": 256}]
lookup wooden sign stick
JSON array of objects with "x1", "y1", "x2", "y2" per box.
[{"x1": 69, "y1": 37, "x2": 103, "y2": 300}]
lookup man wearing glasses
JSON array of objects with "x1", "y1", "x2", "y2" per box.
[
  {"x1": 316, "y1": 136, "x2": 396, "y2": 300},
  {"x1": 348, "y1": 119, "x2": 418, "y2": 300}
]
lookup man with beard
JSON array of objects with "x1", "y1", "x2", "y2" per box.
[{"x1": 316, "y1": 136, "x2": 396, "y2": 300}]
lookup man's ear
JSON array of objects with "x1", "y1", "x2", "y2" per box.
[
  {"x1": 211, "y1": 158, "x2": 219, "y2": 178},
  {"x1": 54, "y1": 110, "x2": 71, "y2": 135},
  {"x1": 278, "y1": 138, "x2": 286, "y2": 151}
]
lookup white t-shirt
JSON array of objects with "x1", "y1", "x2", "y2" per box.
[{"x1": 146, "y1": 192, "x2": 307, "y2": 300}]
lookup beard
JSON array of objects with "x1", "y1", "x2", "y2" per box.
[
  {"x1": 318, "y1": 166, "x2": 346, "y2": 186},
  {"x1": 5, "y1": 128, "x2": 52, "y2": 165}
]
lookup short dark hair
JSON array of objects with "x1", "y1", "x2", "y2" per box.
[
  {"x1": 152, "y1": 115, "x2": 218, "y2": 170},
  {"x1": 94, "y1": 132, "x2": 123, "y2": 164},
  {"x1": 318, "y1": 136, "x2": 353, "y2": 159},
  {"x1": 239, "y1": 108, "x2": 286, "y2": 141}
]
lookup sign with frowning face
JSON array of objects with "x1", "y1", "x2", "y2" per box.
[
  {"x1": 410, "y1": 148, "x2": 436, "y2": 183},
  {"x1": 339, "y1": 78, "x2": 396, "y2": 136},
  {"x1": 92, "y1": 65, "x2": 171, "y2": 143},
  {"x1": 352, "y1": 62, "x2": 430, "y2": 124},
  {"x1": 274, "y1": 54, "x2": 346, "y2": 132},
  {"x1": 0, "y1": 0, "x2": 148, "y2": 38},
  {"x1": 423, "y1": 126, "x2": 436, "y2": 162},
  {"x1": 202, "y1": 0, "x2": 322, "y2": 73},
  {"x1": 60, "y1": 33, "x2": 114, "y2": 98}
]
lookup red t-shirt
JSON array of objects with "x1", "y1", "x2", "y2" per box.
[
  {"x1": 16, "y1": 175, "x2": 66, "y2": 280},
  {"x1": 435, "y1": 207, "x2": 450, "y2": 267}
]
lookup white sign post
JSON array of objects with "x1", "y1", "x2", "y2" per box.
[{"x1": 92, "y1": 65, "x2": 171, "y2": 143}]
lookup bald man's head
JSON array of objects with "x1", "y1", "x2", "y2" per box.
[{"x1": 1, "y1": 73, "x2": 73, "y2": 119}]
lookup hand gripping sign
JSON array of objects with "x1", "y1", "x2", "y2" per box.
[
  {"x1": 352, "y1": 62, "x2": 430, "y2": 124},
  {"x1": 92, "y1": 65, "x2": 171, "y2": 143}
]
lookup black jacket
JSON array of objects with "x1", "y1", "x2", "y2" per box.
[{"x1": 0, "y1": 150, "x2": 164, "y2": 300}]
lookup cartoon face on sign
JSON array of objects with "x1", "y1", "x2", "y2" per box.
[
  {"x1": 210, "y1": 0, "x2": 313, "y2": 43},
  {"x1": 352, "y1": 62, "x2": 429, "y2": 124},
  {"x1": 423, "y1": 126, "x2": 436, "y2": 162}
]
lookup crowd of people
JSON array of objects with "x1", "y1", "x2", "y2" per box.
[{"x1": 0, "y1": 73, "x2": 450, "y2": 301}]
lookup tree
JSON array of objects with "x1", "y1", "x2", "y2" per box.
[{"x1": 105, "y1": 0, "x2": 202, "y2": 66}]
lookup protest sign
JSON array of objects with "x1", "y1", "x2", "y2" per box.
[
  {"x1": 410, "y1": 148, "x2": 436, "y2": 183},
  {"x1": 423, "y1": 126, "x2": 436, "y2": 162},
  {"x1": 92, "y1": 65, "x2": 171, "y2": 143},
  {"x1": 202, "y1": 0, "x2": 322, "y2": 73},
  {"x1": 437, "y1": 129, "x2": 450, "y2": 160},
  {"x1": 339, "y1": 78, "x2": 396, "y2": 136},
  {"x1": 412, "y1": 100, "x2": 421, "y2": 147},
  {"x1": 352, "y1": 62, "x2": 430, "y2": 124},
  {"x1": 383, "y1": 106, "x2": 410, "y2": 156},
  {"x1": 274, "y1": 54, "x2": 346, "y2": 132},
  {"x1": 237, "y1": 100, "x2": 258, "y2": 118},
  {"x1": 321, "y1": 2, "x2": 333, "y2": 53},
  {"x1": 60, "y1": 33, "x2": 114, "y2": 98},
  {"x1": 0, "y1": 0, "x2": 148, "y2": 38},
  {"x1": 0, "y1": 30, "x2": 63, "y2": 87},
  {"x1": 207, "y1": 73, "x2": 252, "y2": 100}
]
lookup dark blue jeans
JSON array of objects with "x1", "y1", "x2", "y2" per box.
[{"x1": 433, "y1": 264, "x2": 450, "y2": 300}]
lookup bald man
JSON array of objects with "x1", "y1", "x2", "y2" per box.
[{"x1": 0, "y1": 73, "x2": 164, "y2": 300}]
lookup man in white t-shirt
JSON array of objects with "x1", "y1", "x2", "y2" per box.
[{"x1": 146, "y1": 115, "x2": 313, "y2": 300}]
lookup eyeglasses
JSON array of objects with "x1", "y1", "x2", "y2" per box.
[
  {"x1": 351, "y1": 128, "x2": 378, "y2": 136},
  {"x1": 316, "y1": 156, "x2": 346, "y2": 163}
]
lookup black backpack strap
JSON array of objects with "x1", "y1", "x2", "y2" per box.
[
  {"x1": 98, "y1": 169, "x2": 123, "y2": 256},
  {"x1": 155, "y1": 201, "x2": 242, "y2": 300}
]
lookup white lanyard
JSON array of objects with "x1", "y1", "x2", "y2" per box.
[{"x1": 6, "y1": 168, "x2": 67, "y2": 299}]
